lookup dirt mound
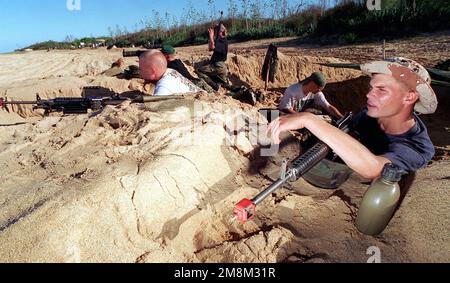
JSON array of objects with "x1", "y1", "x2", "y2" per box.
[
  {"x1": 227, "y1": 53, "x2": 362, "y2": 89},
  {"x1": 0, "y1": 97, "x2": 255, "y2": 262}
]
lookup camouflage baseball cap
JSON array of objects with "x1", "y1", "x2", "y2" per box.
[
  {"x1": 161, "y1": 44, "x2": 175, "y2": 55},
  {"x1": 308, "y1": 72, "x2": 327, "y2": 88},
  {"x1": 360, "y1": 57, "x2": 437, "y2": 114}
]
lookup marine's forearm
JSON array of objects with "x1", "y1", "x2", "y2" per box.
[{"x1": 303, "y1": 114, "x2": 389, "y2": 179}]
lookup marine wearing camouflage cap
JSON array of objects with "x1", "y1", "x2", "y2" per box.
[
  {"x1": 360, "y1": 57, "x2": 437, "y2": 114},
  {"x1": 308, "y1": 71, "x2": 327, "y2": 88},
  {"x1": 161, "y1": 45, "x2": 175, "y2": 55}
]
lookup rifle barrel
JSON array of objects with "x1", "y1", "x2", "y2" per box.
[
  {"x1": 0, "y1": 99, "x2": 37, "y2": 105},
  {"x1": 252, "y1": 176, "x2": 291, "y2": 205}
]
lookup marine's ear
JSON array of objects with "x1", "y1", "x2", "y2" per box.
[{"x1": 404, "y1": 90, "x2": 419, "y2": 106}]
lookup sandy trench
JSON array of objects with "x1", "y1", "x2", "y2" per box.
[{"x1": 0, "y1": 35, "x2": 449, "y2": 263}]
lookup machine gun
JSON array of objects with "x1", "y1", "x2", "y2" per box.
[
  {"x1": 232, "y1": 112, "x2": 353, "y2": 224},
  {"x1": 122, "y1": 44, "x2": 163, "y2": 57},
  {"x1": 0, "y1": 94, "x2": 184, "y2": 116}
]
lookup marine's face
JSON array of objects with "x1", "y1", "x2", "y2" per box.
[
  {"x1": 308, "y1": 81, "x2": 323, "y2": 94},
  {"x1": 366, "y1": 74, "x2": 407, "y2": 118},
  {"x1": 219, "y1": 30, "x2": 227, "y2": 38}
]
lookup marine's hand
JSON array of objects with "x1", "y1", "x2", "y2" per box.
[{"x1": 267, "y1": 112, "x2": 312, "y2": 144}]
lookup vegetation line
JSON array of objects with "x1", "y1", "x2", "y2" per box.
[{"x1": 21, "y1": 0, "x2": 450, "y2": 51}]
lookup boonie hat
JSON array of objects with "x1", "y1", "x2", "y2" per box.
[{"x1": 360, "y1": 57, "x2": 437, "y2": 114}]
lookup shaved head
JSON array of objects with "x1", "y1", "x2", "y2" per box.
[{"x1": 139, "y1": 50, "x2": 167, "y2": 81}]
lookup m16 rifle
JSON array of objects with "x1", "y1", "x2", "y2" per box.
[
  {"x1": 0, "y1": 94, "x2": 184, "y2": 116},
  {"x1": 232, "y1": 112, "x2": 354, "y2": 224}
]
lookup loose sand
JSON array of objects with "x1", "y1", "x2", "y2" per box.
[{"x1": 0, "y1": 34, "x2": 449, "y2": 263}]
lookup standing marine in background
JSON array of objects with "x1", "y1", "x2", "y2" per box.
[{"x1": 196, "y1": 23, "x2": 230, "y2": 91}]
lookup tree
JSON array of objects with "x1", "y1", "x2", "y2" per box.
[
  {"x1": 114, "y1": 25, "x2": 122, "y2": 38},
  {"x1": 281, "y1": 0, "x2": 289, "y2": 18},
  {"x1": 227, "y1": 0, "x2": 239, "y2": 32},
  {"x1": 164, "y1": 11, "x2": 171, "y2": 35},
  {"x1": 198, "y1": 10, "x2": 209, "y2": 26},
  {"x1": 318, "y1": 0, "x2": 329, "y2": 16},
  {"x1": 272, "y1": 0, "x2": 285, "y2": 20},
  {"x1": 208, "y1": 0, "x2": 216, "y2": 22},
  {"x1": 240, "y1": 0, "x2": 250, "y2": 30},
  {"x1": 64, "y1": 35, "x2": 75, "y2": 43},
  {"x1": 250, "y1": 0, "x2": 263, "y2": 29},
  {"x1": 294, "y1": 0, "x2": 307, "y2": 13},
  {"x1": 171, "y1": 15, "x2": 179, "y2": 32},
  {"x1": 151, "y1": 9, "x2": 163, "y2": 38},
  {"x1": 107, "y1": 26, "x2": 115, "y2": 43},
  {"x1": 185, "y1": 0, "x2": 198, "y2": 26}
]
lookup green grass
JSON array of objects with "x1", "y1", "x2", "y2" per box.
[{"x1": 314, "y1": 0, "x2": 450, "y2": 44}]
